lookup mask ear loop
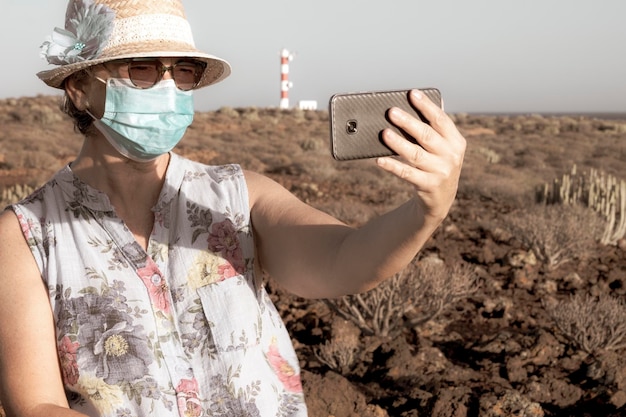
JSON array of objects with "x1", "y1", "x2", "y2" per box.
[{"x1": 84, "y1": 95, "x2": 98, "y2": 121}]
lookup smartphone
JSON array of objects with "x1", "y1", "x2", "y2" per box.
[{"x1": 329, "y1": 88, "x2": 442, "y2": 161}]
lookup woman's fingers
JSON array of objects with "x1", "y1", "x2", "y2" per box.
[
  {"x1": 386, "y1": 89, "x2": 464, "y2": 155},
  {"x1": 377, "y1": 89, "x2": 467, "y2": 221}
]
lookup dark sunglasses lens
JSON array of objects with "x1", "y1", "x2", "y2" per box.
[
  {"x1": 128, "y1": 60, "x2": 161, "y2": 88},
  {"x1": 173, "y1": 61, "x2": 205, "y2": 91}
]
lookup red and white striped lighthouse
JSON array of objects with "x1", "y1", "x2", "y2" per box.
[{"x1": 280, "y1": 48, "x2": 294, "y2": 109}]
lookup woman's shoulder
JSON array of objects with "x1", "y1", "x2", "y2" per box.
[
  {"x1": 0, "y1": 208, "x2": 31, "y2": 262},
  {"x1": 9, "y1": 166, "x2": 73, "y2": 215},
  {"x1": 0, "y1": 208, "x2": 19, "y2": 233}
]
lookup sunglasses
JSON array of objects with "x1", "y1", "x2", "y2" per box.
[{"x1": 120, "y1": 58, "x2": 207, "y2": 91}]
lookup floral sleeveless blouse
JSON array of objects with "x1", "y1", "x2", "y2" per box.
[{"x1": 12, "y1": 153, "x2": 307, "y2": 417}]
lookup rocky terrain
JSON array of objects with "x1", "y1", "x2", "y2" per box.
[{"x1": 1, "y1": 95, "x2": 626, "y2": 417}]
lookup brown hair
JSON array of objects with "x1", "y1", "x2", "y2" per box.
[{"x1": 60, "y1": 69, "x2": 94, "y2": 135}]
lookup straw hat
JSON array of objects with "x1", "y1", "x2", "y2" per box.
[{"x1": 37, "y1": 0, "x2": 231, "y2": 89}]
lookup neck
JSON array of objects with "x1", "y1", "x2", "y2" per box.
[
  {"x1": 71, "y1": 131, "x2": 170, "y2": 209},
  {"x1": 71, "y1": 132, "x2": 171, "y2": 250}
]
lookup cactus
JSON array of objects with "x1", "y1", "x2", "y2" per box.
[
  {"x1": 0, "y1": 184, "x2": 35, "y2": 207},
  {"x1": 537, "y1": 165, "x2": 626, "y2": 246}
]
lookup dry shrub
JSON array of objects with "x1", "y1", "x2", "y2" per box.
[
  {"x1": 13, "y1": 150, "x2": 60, "y2": 170},
  {"x1": 298, "y1": 137, "x2": 324, "y2": 152},
  {"x1": 296, "y1": 156, "x2": 337, "y2": 180},
  {"x1": 544, "y1": 293, "x2": 626, "y2": 354},
  {"x1": 323, "y1": 258, "x2": 478, "y2": 338},
  {"x1": 403, "y1": 259, "x2": 479, "y2": 327},
  {"x1": 459, "y1": 160, "x2": 538, "y2": 209},
  {"x1": 460, "y1": 173, "x2": 533, "y2": 209},
  {"x1": 505, "y1": 204, "x2": 603, "y2": 272},
  {"x1": 0, "y1": 96, "x2": 64, "y2": 126},
  {"x1": 314, "y1": 318, "x2": 361, "y2": 374},
  {"x1": 214, "y1": 106, "x2": 239, "y2": 119}
]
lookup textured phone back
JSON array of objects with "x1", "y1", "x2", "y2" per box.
[{"x1": 329, "y1": 88, "x2": 442, "y2": 160}]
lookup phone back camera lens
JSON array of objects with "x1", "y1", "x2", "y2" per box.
[{"x1": 346, "y1": 120, "x2": 358, "y2": 134}]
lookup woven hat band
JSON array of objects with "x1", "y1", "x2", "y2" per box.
[
  {"x1": 104, "y1": 14, "x2": 196, "y2": 54},
  {"x1": 98, "y1": 0, "x2": 186, "y2": 20}
]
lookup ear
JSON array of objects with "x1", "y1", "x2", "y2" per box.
[{"x1": 64, "y1": 75, "x2": 90, "y2": 111}]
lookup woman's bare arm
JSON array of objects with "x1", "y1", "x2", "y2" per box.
[
  {"x1": 247, "y1": 90, "x2": 466, "y2": 299},
  {"x1": 0, "y1": 210, "x2": 87, "y2": 417}
]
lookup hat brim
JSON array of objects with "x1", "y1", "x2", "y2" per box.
[{"x1": 37, "y1": 47, "x2": 231, "y2": 90}]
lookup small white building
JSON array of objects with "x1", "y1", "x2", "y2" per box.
[{"x1": 298, "y1": 100, "x2": 318, "y2": 110}]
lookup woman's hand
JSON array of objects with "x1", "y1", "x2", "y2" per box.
[{"x1": 377, "y1": 89, "x2": 466, "y2": 222}]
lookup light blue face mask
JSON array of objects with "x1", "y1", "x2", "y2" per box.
[{"x1": 91, "y1": 78, "x2": 194, "y2": 162}]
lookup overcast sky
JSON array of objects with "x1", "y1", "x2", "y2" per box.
[{"x1": 2, "y1": 0, "x2": 625, "y2": 113}]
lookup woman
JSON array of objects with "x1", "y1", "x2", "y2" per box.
[{"x1": 0, "y1": 0, "x2": 465, "y2": 416}]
